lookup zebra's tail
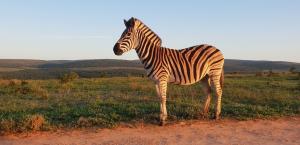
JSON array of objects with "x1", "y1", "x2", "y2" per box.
[{"x1": 220, "y1": 67, "x2": 224, "y2": 89}]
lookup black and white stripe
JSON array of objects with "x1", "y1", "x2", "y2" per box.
[{"x1": 114, "y1": 17, "x2": 224, "y2": 125}]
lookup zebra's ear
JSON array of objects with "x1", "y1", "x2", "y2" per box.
[
  {"x1": 124, "y1": 18, "x2": 135, "y2": 28},
  {"x1": 124, "y1": 19, "x2": 128, "y2": 27}
]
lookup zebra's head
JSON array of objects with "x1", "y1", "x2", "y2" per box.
[{"x1": 114, "y1": 17, "x2": 139, "y2": 56}]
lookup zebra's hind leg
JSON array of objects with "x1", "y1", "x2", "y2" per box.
[
  {"x1": 210, "y1": 74, "x2": 223, "y2": 120},
  {"x1": 201, "y1": 75, "x2": 212, "y2": 118},
  {"x1": 155, "y1": 81, "x2": 168, "y2": 126}
]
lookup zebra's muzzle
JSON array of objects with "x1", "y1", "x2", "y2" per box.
[{"x1": 113, "y1": 43, "x2": 123, "y2": 56}]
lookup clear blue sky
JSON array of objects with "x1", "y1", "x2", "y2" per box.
[{"x1": 0, "y1": 0, "x2": 299, "y2": 62}]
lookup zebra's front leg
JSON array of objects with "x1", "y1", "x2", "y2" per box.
[{"x1": 155, "y1": 81, "x2": 168, "y2": 126}]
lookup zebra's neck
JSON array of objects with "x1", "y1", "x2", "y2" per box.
[
  {"x1": 134, "y1": 23, "x2": 162, "y2": 70},
  {"x1": 135, "y1": 38, "x2": 162, "y2": 70}
]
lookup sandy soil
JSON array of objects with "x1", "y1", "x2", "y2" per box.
[{"x1": 1, "y1": 117, "x2": 299, "y2": 145}]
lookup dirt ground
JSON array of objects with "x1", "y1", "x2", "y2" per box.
[{"x1": 1, "y1": 117, "x2": 299, "y2": 145}]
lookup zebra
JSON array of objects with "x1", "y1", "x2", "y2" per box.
[{"x1": 113, "y1": 17, "x2": 224, "y2": 125}]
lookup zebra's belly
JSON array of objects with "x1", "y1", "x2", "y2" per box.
[
  {"x1": 168, "y1": 74, "x2": 202, "y2": 85},
  {"x1": 168, "y1": 59, "x2": 211, "y2": 85}
]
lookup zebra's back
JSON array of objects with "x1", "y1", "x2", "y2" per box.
[{"x1": 166, "y1": 44, "x2": 224, "y2": 85}]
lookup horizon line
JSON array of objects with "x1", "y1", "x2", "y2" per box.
[{"x1": 0, "y1": 58, "x2": 299, "y2": 63}]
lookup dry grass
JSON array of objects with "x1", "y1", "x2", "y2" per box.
[{"x1": 25, "y1": 114, "x2": 46, "y2": 131}]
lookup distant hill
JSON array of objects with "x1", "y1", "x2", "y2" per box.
[
  {"x1": 224, "y1": 59, "x2": 300, "y2": 72},
  {"x1": 0, "y1": 59, "x2": 299, "y2": 79},
  {"x1": 40, "y1": 59, "x2": 142, "y2": 68},
  {"x1": 39, "y1": 59, "x2": 300, "y2": 72},
  {"x1": 0, "y1": 59, "x2": 47, "y2": 68}
]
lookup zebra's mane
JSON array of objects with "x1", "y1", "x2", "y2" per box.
[{"x1": 130, "y1": 18, "x2": 162, "y2": 46}]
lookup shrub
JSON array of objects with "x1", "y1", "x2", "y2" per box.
[
  {"x1": 0, "y1": 114, "x2": 48, "y2": 133},
  {"x1": 58, "y1": 72, "x2": 79, "y2": 95},
  {"x1": 24, "y1": 114, "x2": 46, "y2": 131},
  {"x1": 60, "y1": 72, "x2": 79, "y2": 84},
  {"x1": 0, "y1": 119, "x2": 15, "y2": 133}
]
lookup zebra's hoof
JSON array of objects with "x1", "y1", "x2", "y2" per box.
[
  {"x1": 213, "y1": 116, "x2": 221, "y2": 120},
  {"x1": 201, "y1": 113, "x2": 209, "y2": 119},
  {"x1": 159, "y1": 121, "x2": 166, "y2": 126}
]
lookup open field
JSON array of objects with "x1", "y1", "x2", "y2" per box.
[{"x1": 0, "y1": 74, "x2": 299, "y2": 134}]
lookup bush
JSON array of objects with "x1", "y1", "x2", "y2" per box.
[
  {"x1": 0, "y1": 114, "x2": 48, "y2": 133},
  {"x1": 60, "y1": 72, "x2": 79, "y2": 84},
  {"x1": 0, "y1": 119, "x2": 15, "y2": 133},
  {"x1": 24, "y1": 114, "x2": 46, "y2": 131}
]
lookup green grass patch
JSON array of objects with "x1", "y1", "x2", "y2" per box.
[{"x1": 0, "y1": 74, "x2": 299, "y2": 133}]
